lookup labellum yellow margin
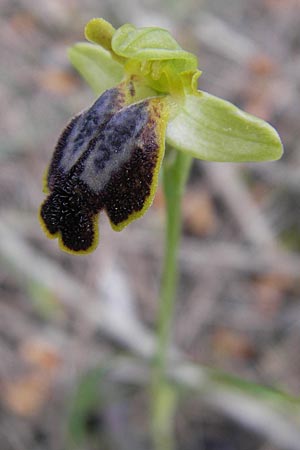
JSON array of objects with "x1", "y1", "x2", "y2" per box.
[{"x1": 39, "y1": 82, "x2": 169, "y2": 254}]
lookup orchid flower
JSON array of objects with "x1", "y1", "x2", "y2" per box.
[{"x1": 39, "y1": 18, "x2": 283, "y2": 254}]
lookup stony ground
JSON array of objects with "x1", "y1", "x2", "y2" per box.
[{"x1": 1, "y1": 0, "x2": 300, "y2": 449}]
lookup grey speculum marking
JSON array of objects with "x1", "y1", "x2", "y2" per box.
[
  {"x1": 54, "y1": 88, "x2": 122, "y2": 176},
  {"x1": 80, "y1": 101, "x2": 148, "y2": 193}
]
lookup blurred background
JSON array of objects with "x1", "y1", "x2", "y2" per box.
[{"x1": 1, "y1": 0, "x2": 300, "y2": 449}]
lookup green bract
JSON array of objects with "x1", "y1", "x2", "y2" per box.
[{"x1": 73, "y1": 18, "x2": 283, "y2": 163}]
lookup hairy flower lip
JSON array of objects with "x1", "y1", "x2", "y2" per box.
[{"x1": 39, "y1": 83, "x2": 170, "y2": 254}]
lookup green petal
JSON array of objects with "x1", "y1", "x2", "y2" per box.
[
  {"x1": 68, "y1": 43, "x2": 124, "y2": 95},
  {"x1": 39, "y1": 86, "x2": 130, "y2": 255},
  {"x1": 112, "y1": 24, "x2": 197, "y2": 69},
  {"x1": 166, "y1": 91, "x2": 283, "y2": 162},
  {"x1": 84, "y1": 18, "x2": 116, "y2": 52}
]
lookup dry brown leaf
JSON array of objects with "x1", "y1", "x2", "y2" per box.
[
  {"x1": 247, "y1": 54, "x2": 277, "y2": 77},
  {"x1": 37, "y1": 69, "x2": 79, "y2": 94},
  {"x1": 9, "y1": 12, "x2": 37, "y2": 34},
  {"x1": 243, "y1": 88, "x2": 274, "y2": 121},
  {"x1": 2, "y1": 373, "x2": 51, "y2": 417},
  {"x1": 264, "y1": 0, "x2": 300, "y2": 11},
  {"x1": 19, "y1": 339, "x2": 62, "y2": 371},
  {"x1": 183, "y1": 189, "x2": 218, "y2": 236},
  {"x1": 153, "y1": 185, "x2": 165, "y2": 211},
  {"x1": 212, "y1": 328, "x2": 256, "y2": 361},
  {"x1": 252, "y1": 274, "x2": 292, "y2": 316}
]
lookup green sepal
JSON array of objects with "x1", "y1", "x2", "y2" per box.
[
  {"x1": 112, "y1": 23, "x2": 200, "y2": 96},
  {"x1": 84, "y1": 18, "x2": 116, "y2": 52},
  {"x1": 84, "y1": 18, "x2": 127, "y2": 65},
  {"x1": 72, "y1": 20, "x2": 201, "y2": 97},
  {"x1": 112, "y1": 24, "x2": 197, "y2": 66},
  {"x1": 68, "y1": 43, "x2": 124, "y2": 95},
  {"x1": 166, "y1": 91, "x2": 283, "y2": 162}
]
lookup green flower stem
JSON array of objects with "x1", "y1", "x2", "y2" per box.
[
  {"x1": 158, "y1": 149, "x2": 192, "y2": 369},
  {"x1": 151, "y1": 149, "x2": 192, "y2": 450}
]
